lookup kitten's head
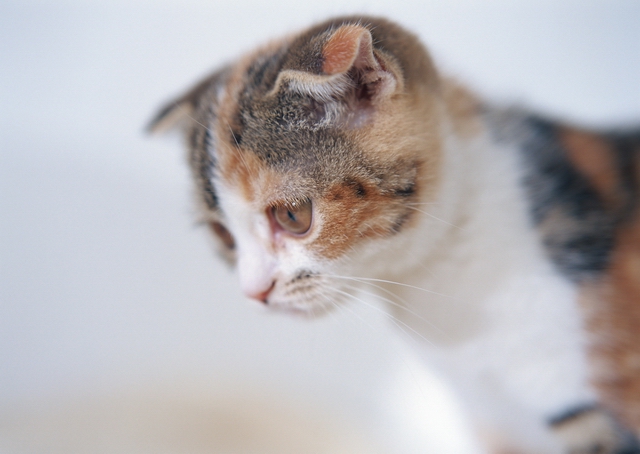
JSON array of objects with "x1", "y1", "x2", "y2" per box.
[{"x1": 150, "y1": 16, "x2": 444, "y2": 315}]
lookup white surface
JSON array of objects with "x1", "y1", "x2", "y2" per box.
[{"x1": 1, "y1": 1, "x2": 639, "y2": 453}]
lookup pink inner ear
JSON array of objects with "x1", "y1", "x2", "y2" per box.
[{"x1": 322, "y1": 25, "x2": 373, "y2": 75}]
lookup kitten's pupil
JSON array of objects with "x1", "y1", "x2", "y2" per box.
[{"x1": 272, "y1": 200, "x2": 312, "y2": 235}]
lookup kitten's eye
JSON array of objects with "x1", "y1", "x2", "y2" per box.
[
  {"x1": 208, "y1": 221, "x2": 235, "y2": 250},
  {"x1": 272, "y1": 199, "x2": 313, "y2": 235}
]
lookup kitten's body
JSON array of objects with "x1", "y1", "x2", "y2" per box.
[
  {"x1": 386, "y1": 106, "x2": 602, "y2": 452},
  {"x1": 151, "y1": 16, "x2": 640, "y2": 453}
]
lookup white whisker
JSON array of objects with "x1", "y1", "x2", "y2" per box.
[
  {"x1": 326, "y1": 287, "x2": 437, "y2": 347},
  {"x1": 175, "y1": 103, "x2": 209, "y2": 130},
  {"x1": 405, "y1": 206, "x2": 465, "y2": 231},
  {"x1": 322, "y1": 274, "x2": 455, "y2": 300},
  {"x1": 340, "y1": 283, "x2": 447, "y2": 338},
  {"x1": 319, "y1": 289, "x2": 377, "y2": 330},
  {"x1": 404, "y1": 201, "x2": 441, "y2": 206}
]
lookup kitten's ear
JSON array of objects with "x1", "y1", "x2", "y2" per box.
[
  {"x1": 147, "y1": 69, "x2": 228, "y2": 134},
  {"x1": 321, "y1": 24, "x2": 397, "y2": 100},
  {"x1": 146, "y1": 97, "x2": 194, "y2": 134},
  {"x1": 280, "y1": 24, "x2": 400, "y2": 119}
]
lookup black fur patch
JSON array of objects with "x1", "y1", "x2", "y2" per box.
[
  {"x1": 501, "y1": 112, "x2": 640, "y2": 283},
  {"x1": 521, "y1": 117, "x2": 614, "y2": 281},
  {"x1": 344, "y1": 178, "x2": 367, "y2": 197},
  {"x1": 549, "y1": 403, "x2": 599, "y2": 426},
  {"x1": 549, "y1": 404, "x2": 640, "y2": 454},
  {"x1": 290, "y1": 270, "x2": 317, "y2": 284},
  {"x1": 390, "y1": 210, "x2": 413, "y2": 234},
  {"x1": 189, "y1": 125, "x2": 218, "y2": 210},
  {"x1": 394, "y1": 182, "x2": 416, "y2": 198}
]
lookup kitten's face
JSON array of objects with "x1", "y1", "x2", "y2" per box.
[{"x1": 152, "y1": 17, "x2": 442, "y2": 314}]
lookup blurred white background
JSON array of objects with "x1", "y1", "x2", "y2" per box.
[{"x1": 1, "y1": 1, "x2": 639, "y2": 453}]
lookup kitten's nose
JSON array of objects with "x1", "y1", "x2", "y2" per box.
[
  {"x1": 245, "y1": 281, "x2": 275, "y2": 304},
  {"x1": 237, "y1": 247, "x2": 276, "y2": 304}
]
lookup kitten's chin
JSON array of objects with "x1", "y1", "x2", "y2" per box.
[{"x1": 265, "y1": 297, "x2": 340, "y2": 319}]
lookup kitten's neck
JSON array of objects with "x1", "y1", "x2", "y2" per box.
[{"x1": 360, "y1": 87, "x2": 524, "y2": 284}]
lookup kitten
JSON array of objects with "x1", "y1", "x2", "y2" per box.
[{"x1": 150, "y1": 16, "x2": 640, "y2": 454}]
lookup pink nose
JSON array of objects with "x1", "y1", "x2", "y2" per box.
[{"x1": 246, "y1": 281, "x2": 275, "y2": 304}]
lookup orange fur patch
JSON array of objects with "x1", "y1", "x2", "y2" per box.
[
  {"x1": 560, "y1": 128, "x2": 620, "y2": 208},
  {"x1": 563, "y1": 128, "x2": 640, "y2": 435},
  {"x1": 215, "y1": 135, "x2": 287, "y2": 211},
  {"x1": 310, "y1": 180, "x2": 410, "y2": 260},
  {"x1": 441, "y1": 79, "x2": 482, "y2": 138},
  {"x1": 581, "y1": 181, "x2": 640, "y2": 435},
  {"x1": 322, "y1": 25, "x2": 366, "y2": 75}
]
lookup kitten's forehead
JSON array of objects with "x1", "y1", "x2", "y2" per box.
[{"x1": 211, "y1": 47, "x2": 372, "y2": 198}]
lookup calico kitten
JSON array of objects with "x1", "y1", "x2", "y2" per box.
[{"x1": 150, "y1": 16, "x2": 640, "y2": 454}]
